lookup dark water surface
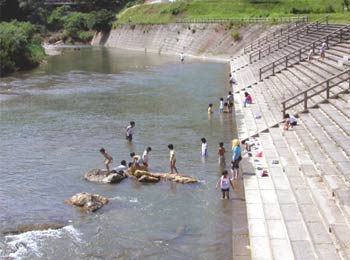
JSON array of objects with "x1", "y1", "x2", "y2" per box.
[{"x1": 0, "y1": 47, "x2": 237, "y2": 260}]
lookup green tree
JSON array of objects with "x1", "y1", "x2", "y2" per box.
[
  {"x1": 87, "y1": 9, "x2": 115, "y2": 32},
  {"x1": 0, "y1": 21, "x2": 44, "y2": 75},
  {"x1": 47, "y1": 5, "x2": 71, "y2": 31}
]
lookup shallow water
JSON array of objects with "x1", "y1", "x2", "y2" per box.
[{"x1": 0, "y1": 47, "x2": 237, "y2": 260}]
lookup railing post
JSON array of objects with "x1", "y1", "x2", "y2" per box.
[
  {"x1": 316, "y1": 21, "x2": 319, "y2": 30},
  {"x1": 249, "y1": 54, "x2": 252, "y2": 64},
  {"x1": 287, "y1": 35, "x2": 290, "y2": 44},
  {"x1": 286, "y1": 56, "x2": 288, "y2": 68},
  {"x1": 272, "y1": 63, "x2": 275, "y2": 76},
  {"x1": 304, "y1": 92, "x2": 308, "y2": 111},
  {"x1": 299, "y1": 49, "x2": 302, "y2": 61},
  {"x1": 268, "y1": 45, "x2": 271, "y2": 55},
  {"x1": 282, "y1": 102, "x2": 286, "y2": 118},
  {"x1": 259, "y1": 50, "x2": 261, "y2": 60},
  {"x1": 340, "y1": 30, "x2": 343, "y2": 42},
  {"x1": 278, "y1": 39, "x2": 280, "y2": 49},
  {"x1": 259, "y1": 68, "x2": 262, "y2": 81},
  {"x1": 326, "y1": 81, "x2": 330, "y2": 99}
]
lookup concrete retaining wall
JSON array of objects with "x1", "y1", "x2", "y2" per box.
[{"x1": 92, "y1": 23, "x2": 287, "y2": 60}]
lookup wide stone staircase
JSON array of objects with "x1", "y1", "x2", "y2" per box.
[{"x1": 231, "y1": 18, "x2": 350, "y2": 259}]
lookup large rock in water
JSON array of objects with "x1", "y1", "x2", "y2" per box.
[
  {"x1": 84, "y1": 169, "x2": 127, "y2": 184},
  {"x1": 66, "y1": 192, "x2": 109, "y2": 212},
  {"x1": 131, "y1": 170, "x2": 198, "y2": 184}
]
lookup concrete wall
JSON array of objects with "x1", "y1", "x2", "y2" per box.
[{"x1": 92, "y1": 23, "x2": 287, "y2": 60}]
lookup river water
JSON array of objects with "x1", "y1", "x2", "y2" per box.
[{"x1": 0, "y1": 47, "x2": 238, "y2": 260}]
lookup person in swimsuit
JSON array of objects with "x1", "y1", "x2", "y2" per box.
[
  {"x1": 142, "y1": 147, "x2": 152, "y2": 168},
  {"x1": 217, "y1": 142, "x2": 226, "y2": 166},
  {"x1": 168, "y1": 144, "x2": 178, "y2": 174},
  {"x1": 201, "y1": 138, "x2": 208, "y2": 157},
  {"x1": 100, "y1": 148, "x2": 113, "y2": 173},
  {"x1": 216, "y1": 170, "x2": 234, "y2": 199}
]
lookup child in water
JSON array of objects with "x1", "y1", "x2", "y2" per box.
[
  {"x1": 216, "y1": 170, "x2": 234, "y2": 199},
  {"x1": 208, "y1": 104, "x2": 213, "y2": 114},
  {"x1": 168, "y1": 144, "x2": 178, "y2": 174},
  {"x1": 142, "y1": 147, "x2": 152, "y2": 168},
  {"x1": 217, "y1": 142, "x2": 226, "y2": 166},
  {"x1": 100, "y1": 148, "x2": 113, "y2": 173},
  {"x1": 201, "y1": 138, "x2": 208, "y2": 157},
  {"x1": 219, "y1": 97, "x2": 224, "y2": 113}
]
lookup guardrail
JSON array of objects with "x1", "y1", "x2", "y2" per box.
[
  {"x1": 249, "y1": 16, "x2": 329, "y2": 63},
  {"x1": 259, "y1": 24, "x2": 350, "y2": 81},
  {"x1": 281, "y1": 69, "x2": 350, "y2": 117},
  {"x1": 176, "y1": 16, "x2": 308, "y2": 24},
  {"x1": 243, "y1": 16, "x2": 310, "y2": 54}
]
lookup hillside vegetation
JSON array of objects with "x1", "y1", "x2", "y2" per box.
[{"x1": 116, "y1": 0, "x2": 350, "y2": 24}]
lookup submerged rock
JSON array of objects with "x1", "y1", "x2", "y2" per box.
[
  {"x1": 138, "y1": 175, "x2": 160, "y2": 183},
  {"x1": 84, "y1": 169, "x2": 127, "y2": 184},
  {"x1": 131, "y1": 170, "x2": 198, "y2": 184},
  {"x1": 66, "y1": 192, "x2": 109, "y2": 212},
  {"x1": 1, "y1": 223, "x2": 66, "y2": 235}
]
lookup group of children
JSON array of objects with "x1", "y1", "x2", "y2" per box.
[
  {"x1": 99, "y1": 120, "x2": 180, "y2": 176},
  {"x1": 200, "y1": 137, "x2": 243, "y2": 199}
]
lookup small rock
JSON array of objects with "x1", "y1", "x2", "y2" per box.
[{"x1": 66, "y1": 192, "x2": 109, "y2": 212}]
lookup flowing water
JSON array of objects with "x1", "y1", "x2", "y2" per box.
[{"x1": 0, "y1": 47, "x2": 238, "y2": 260}]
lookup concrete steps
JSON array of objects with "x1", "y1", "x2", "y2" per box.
[{"x1": 232, "y1": 23, "x2": 350, "y2": 260}]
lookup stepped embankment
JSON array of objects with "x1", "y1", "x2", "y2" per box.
[{"x1": 92, "y1": 23, "x2": 288, "y2": 61}]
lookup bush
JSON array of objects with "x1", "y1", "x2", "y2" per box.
[
  {"x1": 78, "y1": 30, "x2": 95, "y2": 42},
  {"x1": 290, "y1": 7, "x2": 312, "y2": 14},
  {"x1": 0, "y1": 21, "x2": 44, "y2": 75},
  {"x1": 231, "y1": 29, "x2": 241, "y2": 41},
  {"x1": 324, "y1": 4, "x2": 335, "y2": 13}
]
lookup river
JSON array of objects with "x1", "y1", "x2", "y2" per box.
[{"x1": 0, "y1": 47, "x2": 238, "y2": 260}]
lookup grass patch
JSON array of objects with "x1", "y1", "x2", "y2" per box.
[{"x1": 115, "y1": 0, "x2": 350, "y2": 25}]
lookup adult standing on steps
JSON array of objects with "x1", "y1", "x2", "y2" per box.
[{"x1": 125, "y1": 121, "x2": 135, "y2": 142}]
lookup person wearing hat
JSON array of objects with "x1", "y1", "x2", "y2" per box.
[{"x1": 231, "y1": 139, "x2": 242, "y2": 180}]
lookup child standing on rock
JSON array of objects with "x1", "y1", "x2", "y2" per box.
[
  {"x1": 168, "y1": 144, "x2": 178, "y2": 174},
  {"x1": 100, "y1": 148, "x2": 113, "y2": 173},
  {"x1": 216, "y1": 170, "x2": 234, "y2": 199}
]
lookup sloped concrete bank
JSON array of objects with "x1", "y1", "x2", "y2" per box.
[{"x1": 92, "y1": 23, "x2": 286, "y2": 61}]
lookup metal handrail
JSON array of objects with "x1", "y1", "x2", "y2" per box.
[
  {"x1": 281, "y1": 69, "x2": 350, "y2": 117},
  {"x1": 259, "y1": 25, "x2": 350, "y2": 81},
  {"x1": 176, "y1": 16, "x2": 308, "y2": 24},
  {"x1": 249, "y1": 16, "x2": 329, "y2": 63},
  {"x1": 244, "y1": 16, "x2": 311, "y2": 54}
]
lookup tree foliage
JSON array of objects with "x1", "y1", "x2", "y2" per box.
[{"x1": 0, "y1": 21, "x2": 44, "y2": 75}]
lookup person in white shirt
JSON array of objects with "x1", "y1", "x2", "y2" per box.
[
  {"x1": 283, "y1": 113, "x2": 297, "y2": 130},
  {"x1": 179, "y1": 52, "x2": 185, "y2": 63},
  {"x1": 219, "y1": 97, "x2": 224, "y2": 113},
  {"x1": 229, "y1": 73, "x2": 237, "y2": 85},
  {"x1": 142, "y1": 147, "x2": 152, "y2": 168},
  {"x1": 113, "y1": 160, "x2": 128, "y2": 172},
  {"x1": 216, "y1": 170, "x2": 234, "y2": 199},
  {"x1": 125, "y1": 121, "x2": 135, "y2": 141},
  {"x1": 201, "y1": 138, "x2": 208, "y2": 157}
]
